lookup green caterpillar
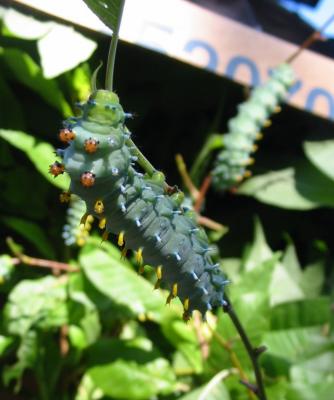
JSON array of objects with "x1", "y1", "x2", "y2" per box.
[
  {"x1": 212, "y1": 63, "x2": 295, "y2": 190},
  {"x1": 51, "y1": 90, "x2": 228, "y2": 319}
]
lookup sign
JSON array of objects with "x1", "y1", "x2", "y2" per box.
[{"x1": 12, "y1": 0, "x2": 334, "y2": 120}]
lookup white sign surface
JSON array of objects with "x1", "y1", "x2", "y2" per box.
[{"x1": 13, "y1": 0, "x2": 334, "y2": 120}]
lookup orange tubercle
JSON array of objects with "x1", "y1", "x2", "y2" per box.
[
  {"x1": 80, "y1": 171, "x2": 96, "y2": 187},
  {"x1": 49, "y1": 161, "x2": 65, "y2": 177},
  {"x1": 84, "y1": 138, "x2": 100, "y2": 153},
  {"x1": 59, "y1": 128, "x2": 75, "y2": 143}
]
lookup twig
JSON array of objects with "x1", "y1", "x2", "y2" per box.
[
  {"x1": 197, "y1": 215, "x2": 226, "y2": 232},
  {"x1": 7, "y1": 237, "x2": 78, "y2": 272},
  {"x1": 192, "y1": 311, "x2": 209, "y2": 359},
  {"x1": 194, "y1": 175, "x2": 212, "y2": 212},
  {"x1": 12, "y1": 255, "x2": 78, "y2": 272},
  {"x1": 286, "y1": 13, "x2": 334, "y2": 63},
  {"x1": 60, "y1": 325, "x2": 70, "y2": 357},
  {"x1": 175, "y1": 154, "x2": 200, "y2": 200},
  {"x1": 209, "y1": 326, "x2": 256, "y2": 400},
  {"x1": 223, "y1": 296, "x2": 267, "y2": 400}
]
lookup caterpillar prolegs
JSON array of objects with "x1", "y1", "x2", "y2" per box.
[
  {"x1": 52, "y1": 90, "x2": 228, "y2": 319},
  {"x1": 212, "y1": 63, "x2": 295, "y2": 190}
]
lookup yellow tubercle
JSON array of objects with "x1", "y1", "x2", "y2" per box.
[
  {"x1": 118, "y1": 231, "x2": 125, "y2": 247},
  {"x1": 274, "y1": 106, "x2": 282, "y2": 113},
  {"x1": 256, "y1": 133, "x2": 263, "y2": 140},
  {"x1": 263, "y1": 119, "x2": 272, "y2": 128},
  {"x1": 94, "y1": 199, "x2": 104, "y2": 214},
  {"x1": 136, "y1": 247, "x2": 144, "y2": 265},
  {"x1": 99, "y1": 217, "x2": 107, "y2": 229},
  {"x1": 156, "y1": 265, "x2": 162, "y2": 280},
  {"x1": 252, "y1": 144, "x2": 258, "y2": 152},
  {"x1": 183, "y1": 298, "x2": 190, "y2": 311},
  {"x1": 166, "y1": 283, "x2": 178, "y2": 304},
  {"x1": 244, "y1": 170, "x2": 252, "y2": 178}
]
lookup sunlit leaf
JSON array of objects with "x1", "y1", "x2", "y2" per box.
[
  {"x1": 82, "y1": 0, "x2": 125, "y2": 32},
  {"x1": 37, "y1": 24, "x2": 96, "y2": 78},
  {"x1": 79, "y1": 245, "x2": 168, "y2": 322},
  {"x1": 87, "y1": 358, "x2": 176, "y2": 399},
  {"x1": 0, "y1": 129, "x2": 70, "y2": 190},
  {"x1": 304, "y1": 140, "x2": 334, "y2": 182},
  {"x1": 0, "y1": 48, "x2": 71, "y2": 116},
  {"x1": 238, "y1": 161, "x2": 334, "y2": 209},
  {"x1": 4, "y1": 276, "x2": 68, "y2": 335}
]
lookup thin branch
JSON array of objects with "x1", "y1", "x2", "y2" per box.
[
  {"x1": 194, "y1": 174, "x2": 212, "y2": 212},
  {"x1": 286, "y1": 13, "x2": 334, "y2": 63},
  {"x1": 209, "y1": 326, "x2": 256, "y2": 400},
  {"x1": 175, "y1": 154, "x2": 200, "y2": 200},
  {"x1": 12, "y1": 255, "x2": 78, "y2": 272},
  {"x1": 197, "y1": 215, "x2": 226, "y2": 232},
  {"x1": 192, "y1": 311, "x2": 210, "y2": 359},
  {"x1": 7, "y1": 237, "x2": 78, "y2": 272},
  {"x1": 223, "y1": 296, "x2": 267, "y2": 400}
]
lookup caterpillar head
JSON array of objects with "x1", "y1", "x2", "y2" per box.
[{"x1": 84, "y1": 90, "x2": 125, "y2": 127}]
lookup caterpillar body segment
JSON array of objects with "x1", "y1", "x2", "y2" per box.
[
  {"x1": 62, "y1": 196, "x2": 93, "y2": 246},
  {"x1": 212, "y1": 63, "x2": 295, "y2": 191},
  {"x1": 56, "y1": 90, "x2": 228, "y2": 318}
]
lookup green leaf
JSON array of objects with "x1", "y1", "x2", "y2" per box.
[
  {"x1": 87, "y1": 358, "x2": 176, "y2": 399},
  {"x1": 1, "y1": 216, "x2": 55, "y2": 258},
  {"x1": 3, "y1": 330, "x2": 38, "y2": 391},
  {"x1": 270, "y1": 297, "x2": 331, "y2": 330},
  {"x1": 82, "y1": 0, "x2": 125, "y2": 33},
  {"x1": 75, "y1": 374, "x2": 103, "y2": 400},
  {"x1": 4, "y1": 276, "x2": 68, "y2": 335},
  {"x1": 238, "y1": 161, "x2": 334, "y2": 209},
  {"x1": 304, "y1": 140, "x2": 334, "y2": 182},
  {"x1": 243, "y1": 217, "x2": 273, "y2": 272},
  {"x1": 263, "y1": 326, "x2": 333, "y2": 365},
  {"x1": 79, "y1": 245, "x2": 168, "y2": 322},
  {"x1": 0, "y1": 129, "x2": 70, "y2": 190},
  {"x1": 287, "y1": 381, "x2": 334, "y2": 400},
  {"x1": 2, "y1": 8, "x2": 51, "y2": 39},
  {"x1": 179, "y1": 371, "x2": 231, "y2": 399},
  {"x1": 0, "y1": 48, "x2": 72, "y2": 116},
  {"x1": 0, "y1": 335, "x2": 14, "y2": 356},
  {"x1": 299, "y1": 262, "x2": 324, "y2": 298},
  {"x1": 3, "y1": 8, "x2": 96, "y2": 78},
  {"x1": 161, "y1": 317, "x2": 203, "y2": 374},
  {"x1": 37, "y1": 24, "x2": 96, "y2": 79},
  {"x1": 0, "y1": 73, "x2": 25, "y2": 129},
  {"x1": 0, "y1": 254, "x2": 15, "y2": 284}
]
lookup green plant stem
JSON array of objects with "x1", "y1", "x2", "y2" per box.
[
  {"x1": 190, "y1": 133, "x2": 223, "y2": 184},
  {"x1": 223, "y1": 296, "x2": 267, "y2": 400},
  {"x1": 125, "y1": 138, "x2": 157, "y2": 176},
  {"x1": 105, "y1": 0, "x2": 126, "y2": 90}
]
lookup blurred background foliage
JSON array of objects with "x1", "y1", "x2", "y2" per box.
[{"x1": 0, "y1": 2, "x2": 333, "y2": 399}]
